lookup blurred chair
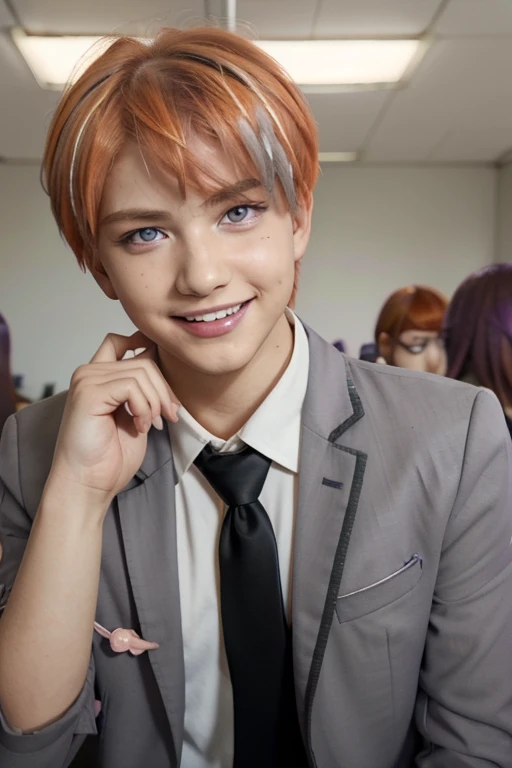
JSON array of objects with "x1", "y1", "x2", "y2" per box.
[
  {"x1": 359, "y1": 342, "x2": 378, "y2": 363},
  {"x1": 41, "y1": 383, "x2": 56, "y2": 399},
  {"x1": 0, "y1": 316, "x2": 17, "y2": 433}
]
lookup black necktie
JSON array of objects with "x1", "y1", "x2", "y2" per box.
[{"x1": 194, "y1": 443, "x2": 307, "y2": 767}]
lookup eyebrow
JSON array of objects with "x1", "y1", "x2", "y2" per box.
[
  {"x1": 202, "y1": 178, "x2": 263, "y2": 208},
  {"x1": 99, "y1": 178, "x2": 264, "y2": 228},
  {"x1": 100, "y1": 209, "x2": 171, "y2": 227}
]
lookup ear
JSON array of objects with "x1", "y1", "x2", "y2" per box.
[
  {"x1": 90, "y1": 259, "x2": 119, "y2": 301},
  {"x1": 292, "y1": 197, "x2": 313, "y2": 263},
  {"x1": 378, "y1": 332, "x2": 393, "y2": 363}
]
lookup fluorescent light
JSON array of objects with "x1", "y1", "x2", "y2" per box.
[
  {"x1": 12, "y1": 29, "x2": 106, "y2": 89},
  {"x1": 12, "y1": 29, "x2": 421, "y2": 91},
  {"x1": 318, "y1": 152, "x2": 358, "y2": 163},
  {"x1": 255, "y1": 39, "x2": 421, "y2": 86}
]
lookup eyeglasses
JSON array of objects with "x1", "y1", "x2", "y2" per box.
[{"x1": 395, "y1": 336, "x2": 445, "y2": 356}]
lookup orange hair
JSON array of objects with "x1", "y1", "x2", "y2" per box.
[
  {"x1": 42, "y1": 27, "x2": 319, "y2": 276},
  {"x1": 374, "y1": 286, "x2": 448, "y2": 343}
]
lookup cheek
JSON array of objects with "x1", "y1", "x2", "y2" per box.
[
  {"x1": 110, "y1": 263, "x2": 169, "y2": 307},
  {"x1": 392, "y1": 348, "x2": 424, "y2": 371},
  {"x1": 240, "y1": 233, "x2": 296, "y2": 284},
  {"x1": 432, "y1": 349, "x2": 448, "y2": 375}
]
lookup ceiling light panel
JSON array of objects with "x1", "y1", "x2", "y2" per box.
[{"x1": 255, "y1": 39, "x2": 422, "y2": 86}]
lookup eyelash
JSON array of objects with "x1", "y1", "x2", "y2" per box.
[{"x1": 117, "y1": 202, "x2": 269, "y2": 246}]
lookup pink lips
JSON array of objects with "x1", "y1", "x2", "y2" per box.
[{"x1": 172, "y1": 300, "x2": 252, "y2": 338}]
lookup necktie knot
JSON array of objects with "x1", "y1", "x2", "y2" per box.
[{"x1": 194, "y1": 443, "x2": 271, "y2": 507}]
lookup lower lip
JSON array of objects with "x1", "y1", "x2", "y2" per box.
[{"x1": 172, "y1": 300, "x2": 252, "y2": 338}]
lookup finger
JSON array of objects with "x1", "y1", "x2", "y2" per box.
[
  {"x1": 90, "y1": 331, "x2": 154, "y2": 365},
  {"x1": 100, "y1": 378, "x2": 153, "y2": 434},
  {"x1": 96, "y1": 368, "x2": 163, "y2": 428},
  {"x1": 133, "y1": 357, "x2": 179, "y2": 420},
  {"x1": 123, "y1": 354, "x2": 180, "y2": 421}
]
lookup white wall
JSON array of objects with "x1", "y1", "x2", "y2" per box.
[
  {"x1": 0, "y1": 163, "x2": 496, "y2": 398},
  {"x1": 0, "y1": 165, "x2": 134, "y2": 400},
  {"x1": 496, "y1": 162, "x2": 512, "y2": 262},
  {"x1": 298, "y1": 165, "x2": 496, "y2": 356}
]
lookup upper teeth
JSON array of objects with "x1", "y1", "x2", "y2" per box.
[{"x1": 185, "y1": 303, "x2": 242, "y2": 322}]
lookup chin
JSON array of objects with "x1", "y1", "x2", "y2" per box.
[
  {"x1": 156, "y1": 340, "x2": 254, "y2": 376},
  {"x1": 187, "y1": 351, "x2": 256, "y2": 377}
]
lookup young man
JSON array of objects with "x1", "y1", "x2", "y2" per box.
[{"x1": 0, "y1": 26, "x2": 512, "y2": 768}]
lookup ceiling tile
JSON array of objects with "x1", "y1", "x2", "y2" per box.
[
  {"x1": 11, "y1": 0, "x2": 205, "y2": 35},
  {"x1": 314, "y1": 0, "x2": 444, "y2": 37},
  {"x1": 237, "y1": 0, "x2": 317, "y2": 38},
  {"x1": 307, "y1": 91, "x2": 390, "y2": 153},
  {"x1": 429, "y1": 125, "x2": 512, "y2": 163},
  {"x1": 435, "y1": 0, "x2": 512, "y2": 37},
  {"x1": 366, "y1": 38, "x2": 512, "y2": 162}
]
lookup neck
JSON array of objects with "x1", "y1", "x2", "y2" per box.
[{"x1": 159, "y1": 314, "x2": 295, "y2": 440}]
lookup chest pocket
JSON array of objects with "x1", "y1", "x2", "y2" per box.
[{"x1": 335, "y1": 553, "x2": 423, "y2": 623}]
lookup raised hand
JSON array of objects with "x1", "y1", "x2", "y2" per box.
[{"x1": 47, "y1": 330, "x2": 179, "y2": 510}]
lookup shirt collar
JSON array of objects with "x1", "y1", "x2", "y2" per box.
[{"x1": 168, "y1": 310, "x2": 309, "y2": 479}]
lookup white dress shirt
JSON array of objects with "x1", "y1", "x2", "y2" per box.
[{"x1": 168, "y1": 312, "x2": 310, "y2": 768}]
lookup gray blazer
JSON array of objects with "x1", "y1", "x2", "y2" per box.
[{"x1": 1, "y1": 326, "x2": 512, "y2": 768}]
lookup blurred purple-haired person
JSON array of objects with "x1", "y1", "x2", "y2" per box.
[{"x1": 444, "y1": 263, "x2": 512, "y2": 438}]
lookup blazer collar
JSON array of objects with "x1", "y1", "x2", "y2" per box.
[
  {"x1": 293, "y1": 324, "x2": 367, "y2": 760},
  {"x1": 301, "y1": 322, "x2": 363, "y2": 441},
  {"x1": 128, "y1": 420, "x2": 175, "y2": 485}
]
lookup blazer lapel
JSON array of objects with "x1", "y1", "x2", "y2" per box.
[
  {"x1": 116, "y1": 425, "x2": 185, "y2": 764},
  {"x1": 293, "y1": 327, "x2": 368, "y2": 759}
]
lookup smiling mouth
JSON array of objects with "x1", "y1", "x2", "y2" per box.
[{"x1": 176, "y1": 301, "x2": 249, "y2": 323}]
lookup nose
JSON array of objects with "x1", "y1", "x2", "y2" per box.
[{"x1": 174, "y1": 232, "x2": 231, "y2": 297}]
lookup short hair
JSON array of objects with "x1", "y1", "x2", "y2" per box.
[
  {"x1": 444, "y1": 263, "x2": 512, "y2": 408},
  {"x1": 374, "y1": 286, "x2": 448, "y2": 344},
  {"x1": 42, "y1": 27, "x2": 319, "y2": 270}
]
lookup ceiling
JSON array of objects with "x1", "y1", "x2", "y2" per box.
[{"x1": 1, "y1": 0, "x2": 512, "y2": 165}]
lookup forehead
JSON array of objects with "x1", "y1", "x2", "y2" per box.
[{"x1": 100, "y1": 137, "x2": 244, "y2": 213}]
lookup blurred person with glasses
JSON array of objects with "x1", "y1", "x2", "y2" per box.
[{"x1": 374, "y1": 285, "x2": 448, "y2": 374}]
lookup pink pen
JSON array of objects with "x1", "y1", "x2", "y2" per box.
[{"x1": 93, "y1": 621, "x2": 160, "y2": 656}]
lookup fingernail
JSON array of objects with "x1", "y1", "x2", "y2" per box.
[{"x1": 152, "y1": 415, "x2": 164, "y2": 431}]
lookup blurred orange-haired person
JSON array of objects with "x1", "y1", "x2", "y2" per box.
[{"x1": 374, "y1": 285, "x2": 448, "y2": 374}]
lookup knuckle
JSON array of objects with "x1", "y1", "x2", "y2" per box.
[
  {"x1": 70, "y1": 365, "x2": 87, "y2": 386},
  {"x1": 142, "y1": 357, "x2": 157, "y2": 371},
  {"x1": 132, "y1": 367, "x2": 150, "y2": 382}
]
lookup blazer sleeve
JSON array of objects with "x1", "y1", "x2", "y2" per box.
[
  {"x1": 415, "y1": 388, "x2": 512, "y2": 767},
  {"x1": 0, "y1": 413, "x2": 98, "y2": 768}
]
